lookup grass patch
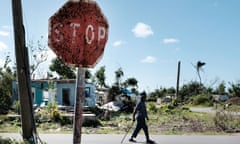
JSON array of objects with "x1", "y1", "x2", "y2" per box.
[
  {"x1": 0, "y1": 103, "x2": 240, "y2": 135},
  {"x1": 0, "y1": 136, "x2": 24, "y2": 144}
]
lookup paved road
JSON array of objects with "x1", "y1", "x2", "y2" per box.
[
  {"x1": 1, "y1": 133, "x2": 239, "y2": 144},
  {"x1": 190, "y1": 107, "x2": 240, "y2": 115},
  {"x1": 189, "y1": 107, "x2": 216, "y2": 113}
]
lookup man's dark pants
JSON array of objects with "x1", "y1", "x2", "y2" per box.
[{"x1": 131, "y1": 117, "x2": 149, "y2": 140}]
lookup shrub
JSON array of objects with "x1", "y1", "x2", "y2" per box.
[
  {"x1": 214, "y1": 111, "x2": 240, "y2": 132},
  {"x1": 82, "y1": 119, "x2": 101, "y2": 127},
  {"x1": 192, "y1": 94, "x2": 213, "y2": 106},
  {"x1": 51, "y1": 110, "x2": 61, "y2": 122},
  {"x1": 35, "y1": 102, "x2": 62, "y2": 123},
  {"x1": 60, "y1": 115, "x2": 72, "y2": 125},
  {"x1": 46, "y1": 102, "x2": 62, "y2": 122},
  {"x1": 0, "y1": 87, "x2": 10, "y2": 114},
  {"x1": 12, "y1": 101, "x2": 20, "y2": 114},
  {"x1": 0, "y1": 136, "x2": 24, "y2": 144},
  {"x1": 148, "y1": 102, "x2": 157, "y2": 113}
]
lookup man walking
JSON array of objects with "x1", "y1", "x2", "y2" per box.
[{"x1": 129, "y1": 91, "x2": 154, "y2": 144}]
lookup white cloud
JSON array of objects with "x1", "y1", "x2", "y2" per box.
[
  {"x1": 0, "y1": 41, "x2": 7, "y2": 51},
  {"x1": 132, "y1": 22, "x2": 153, "y2": 38},
  {"x1": 113, "y1": 40, "x2": 126, "y2": 47},
  {"x1": 162, "y1": 38, "x2": 179, "y2": 44},
  {"x1": 0, "y1": 31, "x2": 9, "y2": 37},
  {"x1": 2, "y1": 25, "x2": 12, "y2": 29},
  {"x1": 141, "y1": 56, "x2": 157, "y2": 63}
]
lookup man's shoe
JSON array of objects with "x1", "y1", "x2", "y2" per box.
[
  {"x1": 146, "y1": 139, "x2": 155, "y2": 144},
  {"x1": 129, "y1": 138, "x2": 136, "y2": 142}
]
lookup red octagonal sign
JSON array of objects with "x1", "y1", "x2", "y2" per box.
[{"x1": 48, "y1": 0, "x2": 109, "y2": 68}]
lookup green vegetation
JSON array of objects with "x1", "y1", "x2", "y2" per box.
[
  {"x1": 0, "y1": 55, "x2": 16, "y2": 114},
  {"x1": 1, "y1": 48, "x2": 240, "y2": 143},
  {"x1": 1, "y1": 101, "x2": 240, "y2": 135},
  {"x1": 191, "y1": 94, "x2": 213, "y2": 106},
  {"x1": 0, "y1": 136, "x2": 24, "y2": 144},
  {"x1": 85, "y1": 102, "x2": 240, "y2": 135}
]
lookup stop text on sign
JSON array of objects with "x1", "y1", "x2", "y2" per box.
[
  {"x1": 52, "y1": 22, "x2": 107, "y2": 45},
  {"x1": 48, "y1": 0, "x2": 109, "y2": 68}
]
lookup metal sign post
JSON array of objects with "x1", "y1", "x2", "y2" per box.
[{"x1": 73, "y1": 67, "x2": 85, "y2": 143}]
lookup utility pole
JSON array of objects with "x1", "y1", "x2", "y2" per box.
[
  {"x1": 176, "y1": 61, "x2": 181, "y2": 99},
  {"x1": 12, "y1": 0, "x2": 37, "y2": 143}
]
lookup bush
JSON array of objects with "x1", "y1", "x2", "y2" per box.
[
  {"x1": 0, "y1": 136, "x2": 24, "y2": 144},
  {"x1": 60, "y1": 116, "x2": 72, "y2": 125},
  {"x1": 214, "y1": 111, "x2": 240, "y2": 132},
  {"x1": 82, "y1": 119, "x2": 101, "y2": 127},
  {"x1": 0, "y1": 88, "x2": 10, "y2": 114},
  {"x1": 12, "y1": 101, "x2": 20, "y2": 114},
  {"x1": 51, "y1": 110, "x2": 61, "y2": 122},
  {"x1": 35, "y1": 102, "x2": 62, "y2": 123},
  {"x1": 46, "y1": 102, "x2": 62, "y2": 122},
  {"x1": 159, "y1": 105, "x2": 173, "y2": 114},
  {"x1": 192, "y1": 94, "x2": 213, "y2": 106},
  {"x1": 148, "y1": 102, "x2": 157, "y2": 113}
]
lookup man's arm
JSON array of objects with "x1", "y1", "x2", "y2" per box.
[
  {"x1": 132, "y1": 102, "x2": 140, "y2": 121},
  {"x1": 146, "y1": 113, "x2": 149, "y2": 120},
  {"x1": 145, "y1": 103, "x2": 149, "y2": 120},
  {"x1": 132, "y1": 109, "x2": 136, "y2": 121}
]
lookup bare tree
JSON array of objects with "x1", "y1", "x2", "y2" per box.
[
  {"x1": 115, "y1": 67, "x2": 124, "y2": 87},
  {"x1": 27, "y1": 36, "x2": 48, "y2": 79},
  {"x1": 193, "y1": 61, "x2": 206, "y2": 85}
]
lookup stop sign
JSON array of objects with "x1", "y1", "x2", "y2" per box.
[{"x1": 48, "y1": 0, "x2": 109, "y2": 68}]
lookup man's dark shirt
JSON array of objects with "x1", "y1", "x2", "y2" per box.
[{"x1": 135, "y1": 101, "x2": 148, "y2": 119}]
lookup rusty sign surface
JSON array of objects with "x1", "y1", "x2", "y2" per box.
[{"x1": 48, "y1": 0, "x2": 109, "y2": 68}]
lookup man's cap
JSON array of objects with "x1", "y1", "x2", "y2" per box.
[{"x1": 140, "y1": 91, "x2": 146, "y2": 96}]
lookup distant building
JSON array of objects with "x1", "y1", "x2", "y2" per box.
[
  {"x1": 213, "y1": 94, "x2": 229, "y2": 102},
  {"x1": 12, "y1": 79, "x2": 97, "y2": 107},
  {"x1": 95, "y1": 90, "x2": 107, "y2": 105}
]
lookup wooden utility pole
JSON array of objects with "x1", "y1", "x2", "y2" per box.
[
  {"x1": 12, "y1": 0, "x2": 37, "y2": 143},
  {"x1": 176, "y1": 61, "x2": 181, "y2": 99},
  {"x1": 73, "y1": 68, "x2": 85, "y2": 144}
]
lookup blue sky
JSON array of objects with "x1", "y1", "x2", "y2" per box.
[{"x1": 0, "y1": 0, "x2": 240, "y2": 92}]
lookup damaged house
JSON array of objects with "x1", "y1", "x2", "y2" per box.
[{"x1": 12, "y1": 79, "x2": 97, "y2": 107}]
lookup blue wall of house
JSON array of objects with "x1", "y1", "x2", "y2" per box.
[
  {"x1": 56, "y1": 83, "x2": 75, "y2": 106},
  {"x1": 31, "y1": 82, "x2": 49, "y2": 105},
  {"x1": 13, "y1": 80, "x2": 96, "y2": 107}
]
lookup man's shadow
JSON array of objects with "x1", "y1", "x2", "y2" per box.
[{"x1": 131, "y1": 141, "x2": 158, "y2": 144}]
